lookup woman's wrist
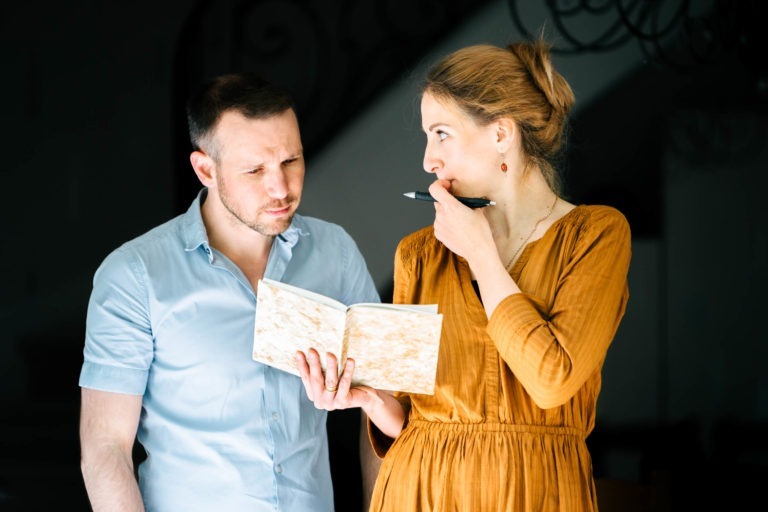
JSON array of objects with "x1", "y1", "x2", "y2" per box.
[{"x1": 361, "y1": 388, "x2": 385, "y2": 417}]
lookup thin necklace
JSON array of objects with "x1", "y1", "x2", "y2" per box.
[{"x1": 505, "y1": 195, "x2": 558, "y2": 270}]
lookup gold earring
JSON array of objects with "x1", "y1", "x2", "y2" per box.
[{"x1": 501, "y1": 162, "x2": 508, "y2": 172}]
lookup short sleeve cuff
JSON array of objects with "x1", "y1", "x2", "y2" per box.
[{"x1": 78, "y1": 361, "x2": 148, "y2": 395}]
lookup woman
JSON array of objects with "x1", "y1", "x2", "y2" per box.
[{"x1": 298, "y1": 38, "x2": 631, "y2": 511}]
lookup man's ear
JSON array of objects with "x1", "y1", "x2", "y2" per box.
[
  {"x1": 493, "y1": 117, "x2": 517, "y2": 154},
  {"x1": 190, "y1": 150, "x2": 215, "y2": 187}
]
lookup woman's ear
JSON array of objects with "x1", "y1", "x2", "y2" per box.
[
  {"x1": 190, "y1": 150, "x2": 215, "y2": 187},
  {"x1": 494, "y1": 117, "x2": 517, "y2": 154}
]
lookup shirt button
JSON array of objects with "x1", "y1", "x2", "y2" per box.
[
  {"x1": 271, "y1": 412, "x2": 279, "y2": 421},
  {"x1": 275, "y1": 464, "x2": 283, "y2": 474}
]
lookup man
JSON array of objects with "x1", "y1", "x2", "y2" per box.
[{"x1": 78, "y1": 72, "x2": 380, "y2": 511}]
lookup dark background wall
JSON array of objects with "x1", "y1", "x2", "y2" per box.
[{"x1": 1, "y1": 1, "x2": 767, "y2": 511}]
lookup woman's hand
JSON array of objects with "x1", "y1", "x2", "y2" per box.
[
  {"x1": 295, "y1": 348, "x2": 377, "y2": 411},
  {"x1": 428, "y1": 180, "x2": 495, "y2": 266}
]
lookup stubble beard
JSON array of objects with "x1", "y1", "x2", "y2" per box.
[{"x1": 217, "y1": 175, "x2": 296, "y2": 237}]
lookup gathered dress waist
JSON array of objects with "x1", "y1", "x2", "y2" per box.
[{"x1": 407, "y1": 419, "x2": 586, "y2": 439}]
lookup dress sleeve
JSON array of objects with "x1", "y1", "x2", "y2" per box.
[
  {"x1": 487, "y1": 207, "x2": 631, "y2": 409},
  {"x1": 367, "y1": 394, "x2": 412, "y2": 458}
]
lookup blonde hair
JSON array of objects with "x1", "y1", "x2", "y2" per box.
[{"x1": 423, "y1": 39, "x2": 575, "y2": 193}]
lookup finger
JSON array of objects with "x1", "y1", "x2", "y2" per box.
[
  {"x1": 335, "y1": 358, "x2": 355, "y2": 400},
  {"x1": 428, "y1": 180, "x2": 450, "y2": 202},
  {"x1": 306, "y1": 348, "x2": 326, "y2": 399},
  {"x1": 429, "y1": 178, "x2": 451, "y2": 193},
  {"x1": 429, "y1": 180, "x2": 461, "y2": 208},
  {"x1": 295, "y1": 351, "x2": 313, "y2": 400},
  {"x1": 324, "y1": 352, "x2": 340, "y2": 394},
  {"x1": 295, "y1": 351, "x2": 309, "y2": 380},
  {"x1": 321, "y1": 358, "x2": 355, "y2": 411}
]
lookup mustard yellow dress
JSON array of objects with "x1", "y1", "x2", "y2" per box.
[{"x1": 368, "y1": 205, "x2": 631, "y2": 512}]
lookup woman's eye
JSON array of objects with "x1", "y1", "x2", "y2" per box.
[{"x1": 437, "y1": 131, "x2": 448, "y2": 141}]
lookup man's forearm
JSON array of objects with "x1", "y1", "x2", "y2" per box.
[{"x1": 81, "y1": 447, "x2": 145, "y2": 512}]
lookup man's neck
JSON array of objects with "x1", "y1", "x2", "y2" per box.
[{"x1": 201, "y1": 196, "x2": 276, "y2": 289}]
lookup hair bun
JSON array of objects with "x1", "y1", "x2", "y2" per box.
[{"x1": 507, "y1": 41, "x2": 574, "y2": 118}]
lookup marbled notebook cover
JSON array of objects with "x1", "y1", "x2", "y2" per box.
[{"x1": 253, "y1": 278, "x2": 443, "y2": 394}]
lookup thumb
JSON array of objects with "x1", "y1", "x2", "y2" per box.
[{"x1": 428, "y1": 180, "x2": 453, "y2": 203}]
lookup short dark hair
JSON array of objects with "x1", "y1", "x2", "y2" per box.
[{"x1": 186, "y1": 72, "x2": 295, "y2": 160}]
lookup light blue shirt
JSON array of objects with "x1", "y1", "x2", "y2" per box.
[{"x1": 79, "y1": 189, "x2": 380, "y2": 511}]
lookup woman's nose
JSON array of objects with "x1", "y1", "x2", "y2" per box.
[{"x1": 423, "y1": 148, "x2": 440, "y2": 174}]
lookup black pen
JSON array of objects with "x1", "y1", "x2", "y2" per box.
[{"x1": 403, "y1": 191, "x2": 496, "y2": 209}]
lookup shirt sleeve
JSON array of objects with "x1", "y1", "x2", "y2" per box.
[
  {"x1": 78, "y1": 246, "x2": 153, "y2": 395},
  {"x1": 338, "y1": 228, "x2": 381, "y2": 305},
  {"x1": 487, "y1": 207, "x2": 632, "y2": 409}
]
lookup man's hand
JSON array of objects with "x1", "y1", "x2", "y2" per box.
[{"x1": 295, "y1": 348, "x2": 377, "y2": 410}]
